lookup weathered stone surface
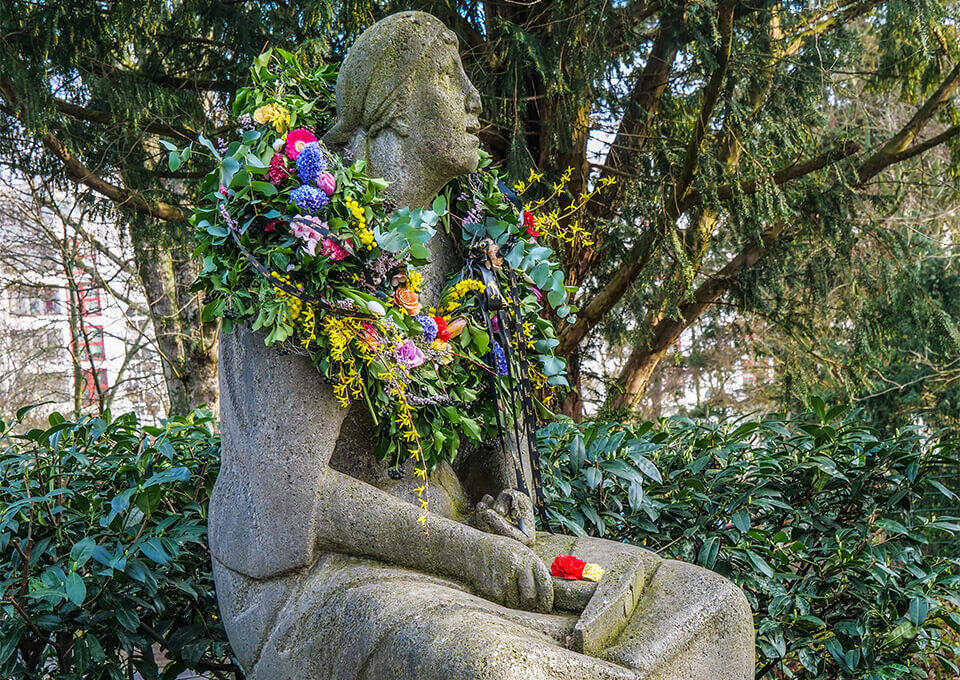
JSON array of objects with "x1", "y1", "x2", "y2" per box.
[
  {"x1": 574, "y1": 553, "x2": 646, "y2": 656},
  {"x1": 210, "y1": 10, "x2": 756, "y2": 680}
]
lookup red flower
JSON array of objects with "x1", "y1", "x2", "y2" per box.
[
  {"x1": 434, "y1": 316, "x2": 451, "y2": 342},
  {"x1": 267, "y1": 153, "x2": 290, "y2": 185},
  {"x1": 551, "y1": 554, "x2": 586, "y2": 580},
  {"x1": 264, "y1": 220, "x2": 278, "y2": 232},
  {"x1": 522, "y1": 210, "x2": 539, "y2": 238}
]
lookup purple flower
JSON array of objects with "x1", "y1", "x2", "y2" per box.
[
  {"x1": 395, "y1": 340, "x2": 426, "y2": 370},
  {"x1": 413, "y1": 315, "x2": 439, "y2": 342},
  {"x1": 486, "y1": 341, "x2": 508, "y2": 376},
  {"x1": 295, "y1": 142, "x2": 327, "y2": 184},
  {"x1": 290, "y1": 185, "x2": 329, "y2": 213}
]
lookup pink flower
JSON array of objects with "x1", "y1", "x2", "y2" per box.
[
  {"x1": 267, "y1": 153, "x2": 290, "y2": 184},
  {"x1": 532, "y1": 287, "x2": 542, "y2": 303},
  {"x1": 319, "y1": 237, "x2": 350, "y2": 261},
  {"x1": 289, "y1": 216, "x2": 324, "y2": 256},
  {"x1": 317, "y1": 171, "x2": 337, "y2": 196},
  {"x1": 285, "y1": 128, "x2": 317, "y2": 160},
  {"x1": 361, "y1": 322, "x2": 379, "y2": 347},
  {"x1": 395, "y1": 340, "x2": 426, "y2": 369}
]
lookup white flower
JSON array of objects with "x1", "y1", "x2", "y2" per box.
[
  {"x1": 366, "y1": 300, "x2": 386, "y2": 316},
  {"x1": 272, "y1": 138, "x2": 285, "y2": 152}
]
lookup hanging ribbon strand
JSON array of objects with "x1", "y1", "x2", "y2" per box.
[{"x1": 459, "y1": 180, "x2": 550, "y2": 527}]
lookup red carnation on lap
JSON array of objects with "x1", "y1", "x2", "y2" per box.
[{"x1": 551, "y1": 554, "x2": 586, "y2": 580}]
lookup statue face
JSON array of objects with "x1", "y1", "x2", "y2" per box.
[{"x1": 409, "y1": 40, "x2": 482, "y2": 178}]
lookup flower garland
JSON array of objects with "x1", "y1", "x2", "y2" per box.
[{"x1": 182, "y1": 49, "x2": 585, "y2": 493}]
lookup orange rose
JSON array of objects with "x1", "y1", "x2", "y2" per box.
[{"x1": 394, "y1": 287, "x2": 422, "y2": 315}]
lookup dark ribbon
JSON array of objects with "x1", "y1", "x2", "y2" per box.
[{"x1": 465, "y1": 181, "x2": 549, "y2": 526}]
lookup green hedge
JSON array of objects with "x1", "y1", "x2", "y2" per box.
[
  {"x1": 2, "y1": 405, "x2": 958, "y2": 679},
  {"x1": 0, "y1": 408, "x2": 235, "y2": 680},
  {"x1": 539, "y1": 403, "x2": 960, "y2": 679}
]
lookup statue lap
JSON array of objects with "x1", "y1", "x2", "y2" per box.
[{"x1": 213, "y1": 533, "x2": 752, "y2": 680}]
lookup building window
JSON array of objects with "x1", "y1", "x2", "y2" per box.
[
  {"x1": 43, "y1": 327, "x2": 61, "y2": 348},
  {"x1": 84, "y1": 325, "x2": 105, "y2": 361},
  {"x1": 82, "y1": 368, "x2": 108, "y2": 404},
  {"x1": 78, "y1": 287, "x2": 102, "y2": 316},
  {"x1": 11, "y1": 287, "x2": 44, "y2": 316},
  {"x1": 42, "y1": 287, "x2": 61, "y2": 315}
]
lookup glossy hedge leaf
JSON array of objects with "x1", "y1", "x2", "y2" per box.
[{"x1": 64, "y1": 571, "x2": 86, "y2": 606}]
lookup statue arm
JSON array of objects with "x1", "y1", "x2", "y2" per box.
[{"x1": 312, "y1": 469, "x2": 553, "y2": 612}]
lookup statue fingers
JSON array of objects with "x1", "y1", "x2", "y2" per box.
[
  {"x1": 533, "y1": 554, "x2": 554, "y2": 613},
  {"x1": 517, "y1": 561, "x2": 537, "y2": 609}
]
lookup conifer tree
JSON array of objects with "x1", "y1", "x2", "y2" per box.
[{"x1": 3, "y1": 1, "x2": 958, "y2": 419}]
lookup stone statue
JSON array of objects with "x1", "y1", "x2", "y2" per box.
[{"x1": 209, "y1": 11, "x2": 755, "y2": 679}]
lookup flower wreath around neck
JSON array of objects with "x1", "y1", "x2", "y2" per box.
[{"x1": 184, "y1": 49, "x2": 602, "y2": 493}]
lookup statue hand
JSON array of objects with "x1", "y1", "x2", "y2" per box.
[
  {"x1": 469, "y1": 534, "x2": 553, "y2": 613},
  {"x1": 473, "y1": 490, "x2": 537, "y2": 546}
]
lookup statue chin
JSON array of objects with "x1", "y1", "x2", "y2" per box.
[{"x1": 209, "y1": 10, "x2": 756, "y2": 680}]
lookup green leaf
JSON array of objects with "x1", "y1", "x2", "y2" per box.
[
  {"x1": 251, "y1": 180, "x2": 278, "y2": 196},
  {"x1": 743, "y1": 549, "x2": 773, "y2": 577},
  {"x1": 64, "y1": 572, "x2": 86, "y2": 606},
  {"x1": 115, "y1": 607, "x2": 139, "y2": 632},
  {"x1": 627, "y1": 480, "x2": 644, "y2": 511},
  {"x1": 731, "y1": 510, "x2": 751, "y2": 533},
  {"x1": 569, "y1": 435, "x2": 586, "y2": 470},
  {"x1": 70, "y1": 537, "x2": 96, "y2": 568},
  {"x1": 908, "y1": 596, "x2": 929, "y2": 626},
  {"x1": 220, "y1": 156, "x2": 241, "y2": 187},
  {"x1": 697, "y1": 536, "x2": 720, "y2": 568},
  {"x1": 167, "y1": 151, "x2": 181, "y2": 172},
  {"x1": 140, "y1": 538, "x2": 172, "y2": 565},
  {"x1": 627, "y1": 453, "x2": 662, "y2": 482},
  {"x1": 877, "y1": 518, "x2": 909, "y2": 534}
]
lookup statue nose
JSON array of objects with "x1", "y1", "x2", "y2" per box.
[{"x1": 465, "y1": 82, "x2": 482, "y2": 115}]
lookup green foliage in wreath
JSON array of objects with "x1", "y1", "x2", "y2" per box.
[{"x1": 182, "y1": 49, "x2": 575, "y2": 477}]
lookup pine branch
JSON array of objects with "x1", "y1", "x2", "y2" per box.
[
  {"x1": 669, "y1": 1, "x2": 737, "y2": 218},
  {"x1": 678, "y1": 141, "x2": 863, "y2": 213},
  {"x1": 0, "y1": 81, "x2": 187, "y2": 222},
  {"x1": 52, "y1": 97, "x2": 201, "y2": 143},
  {"x1": 858, "y1": 61, "x2": 960, "y2": 184}
]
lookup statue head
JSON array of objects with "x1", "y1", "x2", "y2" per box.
[{"x1": 324, "y1": 12, "x2": 482, "y2": 206}]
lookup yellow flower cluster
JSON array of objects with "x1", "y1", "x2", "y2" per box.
[
  {"x1": 271, "y1": 273, "x2": 316, "y2": 347},
  {"x1": 528, "y1": 365, "x2": 553, "y2": 406},
  {"x1": 320, "y1": 316, "x2": 375, "y2": 407},
  {"x1": 406, "y1": 270, "x2": 423, "y2": 293},
  {"x1": 512, "y1": 167, "x2": 545, "y2": 196},
  {"x1": 440, "y1": 278, "x2": 485, "y2": 312},
  {"x1": 253, "y1": 103, "x2": 290, "y2": 133},
  {"x1": 514, "y1": 166, "x2": 617, "y2": 249},
  {"x1": 429, "y1": 339, "x2": 453, "y2": 364},
  {"x1": 345, "y1": 196, "x2": 375, "y2": 250}
]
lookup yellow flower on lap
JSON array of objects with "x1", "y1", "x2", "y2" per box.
[{"x1": 582, "y1": 563, "x2": 605, "y2": 582}]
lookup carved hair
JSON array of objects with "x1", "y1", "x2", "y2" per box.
[{"x1": 323, "y1": 11, "x2": 457, "y2": 150}]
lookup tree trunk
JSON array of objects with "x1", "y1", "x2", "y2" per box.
[
  {"x1": 609, "y1": 346, "x2": 668, "y2": 413},
  {"x1": 130, "y1": 225, "x2": 218, "y2": 415}
]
